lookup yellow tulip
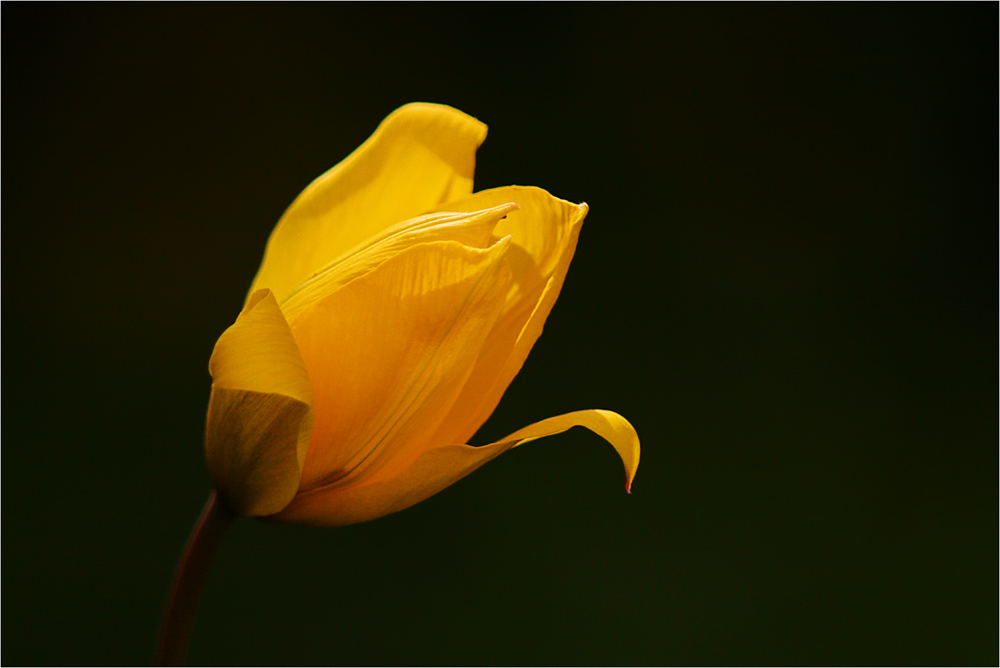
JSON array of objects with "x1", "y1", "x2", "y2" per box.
[{"x1": 203, "y1": 102, "x2": 639, "y2": 526}]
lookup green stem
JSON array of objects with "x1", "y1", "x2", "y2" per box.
[{"x1": 155, "y1": 492, "x2": 237, "y2": 666}]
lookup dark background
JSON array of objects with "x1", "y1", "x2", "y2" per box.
[{"x1": 4, "y1": 5, "x2": 996, "y2": 666}]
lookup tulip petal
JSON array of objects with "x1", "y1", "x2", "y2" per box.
[
  {"x1": 273, "y1": 410, "x2": 639, "y2": 527},
  {"x1": 288, "y1": 238, "x2": 514, "y2": 493},
  {"x1": 426, "y1": 187, "x2": 588, "y2": 445},
  {"x1": 206, "y1": 290, "x2": 314, "y2": 516},
  {"x1": 278, "y1": 202, "x2": 519, "y2": 324},
  {"x1": 249, "y1": 103, "x2": 487, "y2": 304}
]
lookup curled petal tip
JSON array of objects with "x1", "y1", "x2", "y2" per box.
[{"x1": 495, "y1": 408, "x2": 639, "y2": 491}]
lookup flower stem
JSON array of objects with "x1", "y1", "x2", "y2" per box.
[{"x1": 155, "y1": 491, "x2": 237, "y2": 666}]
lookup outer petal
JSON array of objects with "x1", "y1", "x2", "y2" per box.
[
  {"x1": 426, "y1": 186, "x2": 588, "y2": 445},
  {"x1": 249, "y1": 103, "x2": 487, "y2": 304},
  {"x1": 287, "y1": 238, "x2": 513, "y2": 493},
  {"x1": 206, "y1": 290, "x2": 314, "y2": 516},
  {"x1": 274, "y1": 410, "x2": 640, "y2": 527}
]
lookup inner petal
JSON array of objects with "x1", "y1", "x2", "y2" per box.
[
  {"x1": 288, "y1": 238, "x2": 513, "y2": 492},
  {"x1": 425, "y1": 187, "x2": 588, "y2": 446},
  {"x1": 279, "y1": 202, "x2": 518, "y2": 324}
]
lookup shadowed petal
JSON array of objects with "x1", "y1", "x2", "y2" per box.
[
  {"x1": 273, "y1": 410, "x2": 639, "y2": 527},
  {"x1": 206, "y1": 290, "x2": 314, "y2": 516},
  {"x1": 249, "y1": 103, "x2": 487, "y2": 304}
]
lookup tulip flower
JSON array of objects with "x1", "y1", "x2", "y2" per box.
[
  {"x1": 156, "y1": 103, "x2": 638, "y2": 665},
  {"x1": 205, "y1": 102, "x2": 639, "y2": 525}
]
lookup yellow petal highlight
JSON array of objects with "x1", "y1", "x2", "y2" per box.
[
  {"x1": 278, "y1": 202, "x2": 519, "y2": 324},
  {"x1": 426, "y1": 187, "x2": 588, "y2": 445},
  {"x1": 273, "y1": 410, "x2": 639, "y2": 527},
  {"x1": 249, "y1": 103, "x2": 487, "y2": 304},
  {"x1": 288, "y1": 238, "x2": 513, "y2": 492},
  {"x1": 206, "y1": 290, "x2": 314, "y2": 516}
]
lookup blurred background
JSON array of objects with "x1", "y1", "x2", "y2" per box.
[{"x1": 3, "y1": 4, "x2": 995, "y2": 665}]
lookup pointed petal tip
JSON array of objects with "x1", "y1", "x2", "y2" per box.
[
  {"x1": 489, "y1": 201, "x2": 520, "y2": 219},
  {"x1": 491, "y1": 233, "x2": 514, "y2": 253}
]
